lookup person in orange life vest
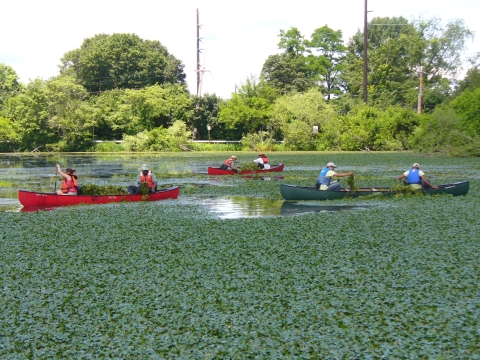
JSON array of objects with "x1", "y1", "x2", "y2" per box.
[
  {"x1": 56, "y1": 164, "x2": 78, "y2": 195},
  {"x1": 219, "y1": 156, "x2": 237, "y2": 171},
  {"x1": 253, "y1": 154, "x2": 270, "y2": 170},
  {"x1": 398, "y1": 163, "x2": 438, "y2": 190},
  {"x1": 127, "y1": 164, "x2": 158, "y2": 194}
]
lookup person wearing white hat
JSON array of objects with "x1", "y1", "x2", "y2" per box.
[
  {"x1": 253, "y1": 154, "x2": 270, "y2": 170},
  {"x1": 398, "y1": 163, "x2": 438, "y2": 190},
  {"x1": 127, "y1": 164, "x2": 158, "y2": 194},
  {"x1": 314, "y1": 162, "x2": 354, "y2": 191}
]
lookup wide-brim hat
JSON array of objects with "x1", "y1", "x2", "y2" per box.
[
  {"x1": 412, "y1": 163, "x2": 420, "y2": 168},
  {"x1": 327, "y1": 162, "x2": 337, "y2": 168}
]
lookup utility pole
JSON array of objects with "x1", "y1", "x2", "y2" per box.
[
  {"x1": 417, "y1": 66, "x2": 423, "y2": 114},
  {"x1": 196, "y1": 8, "x2": 201, "y2": 97},
  {"x1": 195, "y1": 9, "x2": 210, "y2": 97},
  {"x1": 363, "y1": 0, "x2": 368, "y2": 104}
]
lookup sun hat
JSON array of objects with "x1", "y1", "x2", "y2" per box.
[
  {"x1": 327, "y1": 162, "x2": 337, "y2": 168},
  {"x1": 141, "y1": 164, "x2": 149, "y2": 170},
  {"x1": 230, "y1": 156, "x2": 237, "y2": 159},
  {"x1": 259, "y1": 154, "x2": 265, "y2": 157},
  {"x1": 412, "y1": 163, "x2": 420, "y2": 168}
]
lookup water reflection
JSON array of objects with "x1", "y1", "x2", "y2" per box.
[{"x1": 200, "y1": 197, "x2": 373, "y2": 219}]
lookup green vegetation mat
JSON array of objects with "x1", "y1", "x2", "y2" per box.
[{"x1": 1, "y1": 152, "x2": 479, "y2": 357}]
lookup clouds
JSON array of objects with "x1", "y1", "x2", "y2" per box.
[{"x1": 1, "y1": 0, "x2": 478, "y2": 99}]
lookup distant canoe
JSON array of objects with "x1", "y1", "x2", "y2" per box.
[
  {"x1": 208, "y1": 163, "x2": 285, "y2": 175},
  {"x1": 280, "y1": 181, "x2": 469, "y2": 201},
  {"x1": 18, "y1": 187, "x2": 180, "y2": 208}
]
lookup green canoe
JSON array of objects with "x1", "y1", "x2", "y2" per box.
[{"x1": 280, "y1": 181, "x2": 469, "y2": 201}]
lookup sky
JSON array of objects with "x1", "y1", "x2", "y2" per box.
[{"x1": 1, "y1": 0, "x2": 479, "y2": 99}]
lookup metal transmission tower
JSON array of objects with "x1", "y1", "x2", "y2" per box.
[
  {"x1": 196, "y1": 9, "x2": 209, "y2": 97},
  {"x1": 363, "y1": 0, "x2": 368, "y2": 104}
]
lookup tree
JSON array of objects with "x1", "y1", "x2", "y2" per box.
[
  {"x1": 271, "y1": 88, "x2": 337, "y2": 149},
  {"x1": 60, "y1": 33, "x2": 186, "y2": 93},
  {"x1": 344, "y1": 17, "x2": 473, "y2": 109},
  {"x1": 0, "y1": 64, "x2": 22, "y2": 108},
  {"x1": 261, "y1": 53, "x2": 314, "y2": 94},
  {"x1": 219, "y1": 77, "x2": 277, "y2": 136},
  {"x1": 190, "y1": 94, "x2": 229, "y2": 140},
  {"x1": 305, "y1": 26, "x2": 347, "y2": 100},
  {"x1": 5, "y1": 77, "x2": 95, "y2": 151},
  {"x1": 278, "y1": 27, "x2": 306, "y2": 55}
]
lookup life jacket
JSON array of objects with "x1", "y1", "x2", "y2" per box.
[
  {"x1": 224, "y1": 158, "x2": 235, "y2": 165},
  {"x1": 140, "y1": 173, "x2": 155, "y2": 188},
  {"x1": 318, "y1": 167, "x2": 332, "y2": 186},
  {"x1": 61, "y1": 175, "x2": 78, "y2": 193},
  {"x1": 260, "y1": 156, "x2": 269, "y2": 164},
  {"x1": 406, "y1": 169, "x2": 422, "y2": 184}
]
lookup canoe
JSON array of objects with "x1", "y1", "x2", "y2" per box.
[
  {"x1": 280, "y1": 181, "x2": 469, "y2": 201},
  {"x1": 208, "y1": 163, "x2": 285, "y2": 175},
  {"x1": 18, "y1": 186, "x2": 180, "y2": 208}
]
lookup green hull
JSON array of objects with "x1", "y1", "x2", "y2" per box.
[{"x1": 280, "y1": 181, "x2": 469, "y2": 201}]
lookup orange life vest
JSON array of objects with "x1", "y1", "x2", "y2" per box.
[
  {"x1": 61, "y1": 175, "x2": 78, "y2": 193},
  {"x1": 224, "y1": 158, "x2": 235, "y2": 165},
  {"x1": 260, "y1": 156, "x2": 269, "y2": 164},
  {"x1": 140, "y1": 174, "x2": 155, "y2": 188}
]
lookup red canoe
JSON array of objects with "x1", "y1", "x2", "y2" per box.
[
  {"x1": 208, "y1": 163, "x2": 285, "y2": 175},
  {"x1": 18, "y1": 187, "x2": 180, "y2": 208}
]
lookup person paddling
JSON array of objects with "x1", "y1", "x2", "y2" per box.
[
  {"x1": 56, "y1": 164, "x2": 78, "y2": 195},
  {"x1": 398, "y1": 163, "x2": 439, "y2": 190}
]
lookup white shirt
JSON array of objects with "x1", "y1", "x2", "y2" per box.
[{"x1": 253, "y1": 158, "x2": 271, "y2": 169}]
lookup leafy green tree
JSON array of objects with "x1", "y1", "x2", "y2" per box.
[
  {"x1": 60, "y1": 33, "x2": 186, "y2": 93},
  {"x1": 0, "y1": 64, "x2": 22, "y2": 108},
  {"x1": 219, "y1": 77, "x2": 277, "y2": 136},
  {"x1": 190, "y1": 94, "x2": 230, "y2": 140},
  {"x1": 344, "y1": 17, "x2": 473, "y2": 109},
  {"x1": 91, "y1": 84, "x2": 192, "y2": 137},
  {"x1": 449, "y1": 86, "x2": 480, "y2": 136},
  {"x1": 278, "y1": 27, "x2": 306, "y2": 55},
  {"x1": 454, "y1": 67, "x2": 480, "y2": 95},
  {"x1": 305, "y1": 26, "x2": 347, "y2": 100},
  {"x1": 0, "y1": 116, "x2": 20, "y2": 151},
  {"x1": 5, "y1": 77, "x2": 95, "y2": 151},
  {"x1": 271, "y1": 88, "x2": 337, "y2": 150},
  {"x1": 261, "y1": 53, "x2": 314, "y2": 94}
]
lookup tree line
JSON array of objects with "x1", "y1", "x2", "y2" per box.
[{"x1": 0, "y1": 18, "x2": 479, "y2": 156}]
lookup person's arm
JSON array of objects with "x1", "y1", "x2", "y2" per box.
[
  {"x1": 398, "y1": 174, "x2": 406, "y2": 182},
  {"x1": 56, "y1": 164, "x2": 70, "y2": 180},
  {"x1": 253, "y1": 158, "x2": 262, "y2": 164},
  {"x1": 151, "y1": 173, "x2": 158, "y2": 188},
  {"x1": 420, "y1": 175, "x2": 439, "y2": 189},
  {"x1": 333, "y1": 171, "x2": 353, "y2": 178}
]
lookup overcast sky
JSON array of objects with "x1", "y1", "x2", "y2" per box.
[{"x1": 1, "y1": 0, "x2": 479, "y2": 99}]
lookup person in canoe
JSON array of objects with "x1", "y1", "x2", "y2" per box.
[
  {"x1": 398, "y1": 163, "x2": 439, "y2": 190},
  {"x1": 128, "y1": 164, "x2": 158, "y2": 194},
  {"x1": 314, "y1": 162, "x2": 353, "y2": 191},
  {"x1": 253, "y1": 154, "x2": 271, "y2": 170},
  {"x1": 219, "y1": 156, "x2": 237, "y2": 171},
  {"x1": 56, "y1": 164, "x2": 79, "y2": 195}
]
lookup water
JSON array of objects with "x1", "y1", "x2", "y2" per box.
[{"x1": 0, "y1": 154, "x2": 374, "y2": 216}]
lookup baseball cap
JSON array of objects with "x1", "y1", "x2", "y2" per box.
[
  {"x1": 327, "y1": 162, "x2": 337, "y2": 168},
  {"x1": 141, "y1": 164, "x2": 149, "y2": 170},
  {"x1": 412, "y1": 163, "x2": 420, "y2": 168}
]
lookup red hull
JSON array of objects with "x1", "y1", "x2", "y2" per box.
[
  {"x1": 18, "y1": 187, "x2": 180, "y2": 208},
  {"x1": 208, "y1": 163, "x2": 284, "y2": 175}
]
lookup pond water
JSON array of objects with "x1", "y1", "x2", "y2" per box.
[
  {"x1": 200, "y1": 197, "x2": 372, "y2": 219},
  {"x1": 0, "y1": 154, "x2": 374, "y2": 216}
]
